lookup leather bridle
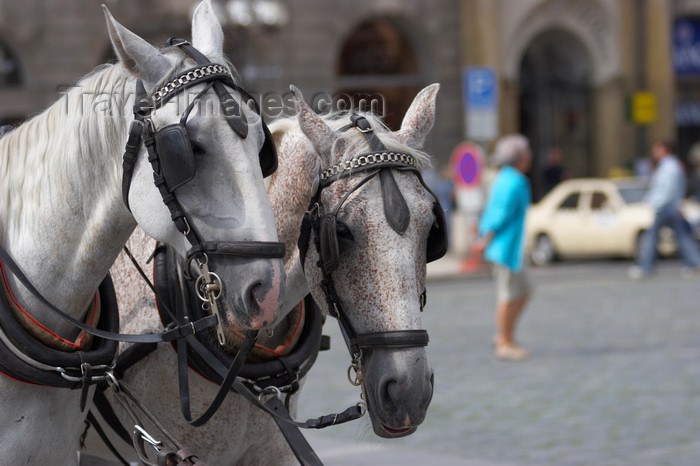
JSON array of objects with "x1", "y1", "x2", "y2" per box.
[
  {"x1": 120, "y1": 38, "x2": 285, "y2": 344},
  {"x1": 298, "y1": 115, "x2": 447, "y2": 385},
  {"x1": 0, "y1": 40, "x2": 285, "y2": 391}
]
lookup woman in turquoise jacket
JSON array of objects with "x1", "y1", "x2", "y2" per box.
[{"x1": 473, "y1": 134, "x2": 533, "y2": 360}]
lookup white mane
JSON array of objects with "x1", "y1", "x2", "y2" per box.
[{"x1": 0, "y1": 64, "x2": 131, "y2": 240}]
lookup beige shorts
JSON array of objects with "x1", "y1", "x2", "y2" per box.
[{"x1": 493, "y1": 265, "x2": 532, "y2": 303}]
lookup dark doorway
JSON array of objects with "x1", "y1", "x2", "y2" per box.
[
  {"x1": 519, "y1": 30, "x2": 592, "y2": 200},
  {"x1": 337, "y1": 18, "x2": 422, "y2": 130}
]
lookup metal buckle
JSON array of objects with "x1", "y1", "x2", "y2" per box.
[
  {"x1": 135, "y1": 425, "x2": 163, "y2": 452},
  {"x1": 257, "y1": 385, "x2": 282, "y2": 402}
]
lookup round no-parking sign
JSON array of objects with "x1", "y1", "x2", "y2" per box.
[{"x1": 450, "y1": 142, "x2": 484, "y2": 189}]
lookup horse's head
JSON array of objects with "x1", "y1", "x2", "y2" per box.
[
  {"x1": 104, "y1": 1, "x2": 285, "y2": 334},
  {"x1": 292, "y1": 84, "x2": 444, "y2": 437}
]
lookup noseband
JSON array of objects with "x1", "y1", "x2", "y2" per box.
[
  {"x1": 121, "y1": 39, "x2": 285, "y2": 344},
  {"x1": 298, "y1": 115, "x2": 447, "y2": 380}
]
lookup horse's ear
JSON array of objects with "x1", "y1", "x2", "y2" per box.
[
  {"x1": 191, "y1": 0, "x2": 224, "y2": 63},
  {"x1": 102, "y1": 5, "x2": 171, "y2": 84},
  {"x1": 394, "y1": 83, "x2": 440, "y2": 149},
  {"x1": 290, "y1": 85, "x2": 337, "y2": 164}
]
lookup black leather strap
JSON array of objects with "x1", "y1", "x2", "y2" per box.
[
  {"x1": 85, "y1": 410, "x2": 131, "y2": 466},
  {"x1": 355, "y1": 330, "x2": 429, "y2": 349},
  {"x1": 92, "y1": 388, "x2": 133, "y2": 448},
  {"x1": 265, "y1": 397, "x2": 323, "y2": 466},
  {"x1": 178, "y1": 330, "x2": 258, "y2": 427},
  {"x1": 121, "y1": 119, "x2": 145, "y2": 211},
  {"x1": 185, "y1": 241, "x2": 285, "y2": 264},
  {"x1": 168, "y1": 38, "x2": 249, "y2": 140},
  {"x1": 0, "y1": 245, "x2": 217, "y2": 345}
]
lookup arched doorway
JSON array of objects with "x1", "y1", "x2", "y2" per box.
[
  {"x1": 519, "y1": 29, "x2": 592, "y2": 200},
  {"x1": 337, "y1": 18, "x2": 422, "y2": 130}
]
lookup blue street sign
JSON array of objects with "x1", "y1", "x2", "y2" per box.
[
  {"x1": 674, "y1": 19, "x2": 700, "y2": 76},
  {"x1": 464, "y1": 67, "x2": 497, "y2": 109}
]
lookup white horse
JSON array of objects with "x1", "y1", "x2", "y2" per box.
[
  {"x1": 101, "y1": 83, "x2": 442, "y2": 464},
  {"x1": 0, "y1": 1, "x2": 284, "y2": 464}
]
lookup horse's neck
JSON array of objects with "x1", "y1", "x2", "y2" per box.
[
  {"x1": 0, "y1": 66, "x2": 136, "y2": 333},
  {"x1": 268, "y1": 128, "x2": 319, "y2": 314}
]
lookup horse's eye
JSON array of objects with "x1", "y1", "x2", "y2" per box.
[
  {"x1": 191, "y1": 142, "x2": 206, "y2": 157},
  {"x1": 336, "y1": 221, "x2": 354, "y2": 243}
]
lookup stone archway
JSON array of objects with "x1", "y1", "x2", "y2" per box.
[
  {"x1": 519, "y1": 29, "x2": 593, "y2": 200},
  {"x1": 336, "y1": 17, "x2": 423, "y2": 130}
]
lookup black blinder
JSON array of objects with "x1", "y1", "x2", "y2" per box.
[
  {"x1": 154, "y1": 124, "x2": 196, "y2": 191},
  {"x1": 259, "y1": 122, "x2": 278, "y2": 177},
  {"x1": 426, "y1": 200, "x2": 448, "y2": 263},
  {"x1": 319, "y1": 214, "x2": 340, "y2": 273}
]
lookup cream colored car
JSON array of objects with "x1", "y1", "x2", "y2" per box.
[{"x1": 525, "y1": 178, "x2": 700, "y2": 265}]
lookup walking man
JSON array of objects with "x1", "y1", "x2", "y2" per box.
[
  {"x1": 472, "y1": 134, "x2": 533, "y2": 360},
  {"x1": 629, "y1": 140, "x2": 700, "y2": 279}
]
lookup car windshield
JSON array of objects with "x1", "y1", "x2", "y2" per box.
[{"x1": 618, "y1": 186, "x2": 647, "y2": 204}]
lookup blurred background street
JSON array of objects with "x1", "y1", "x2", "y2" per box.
[{"x1": 299, "y1": 258, "x2": 700, "y2": 465}]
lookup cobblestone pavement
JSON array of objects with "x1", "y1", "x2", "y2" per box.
[{"x1": 298, "y1": 260, "x2": 700, "y2": 465}]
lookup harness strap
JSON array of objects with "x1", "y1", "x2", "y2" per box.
[
  {"x1": 93, "y1": 388, "x2": 133, "y2": 447},
  {"x1": 122, "y1": 79, "x2": 150, "y2": 211},
  {"x1": 178, "y1": 330, "x2": 258, "y2": 427},
  {"x1": 84, "y1": 410, "x2": 131, "y2": 466},
  {"x1": 355, "y1": 330, "x2": 429, "y2": 349},
  {"x1": 121, "y1": 120, "x2": 145, "y2": 211},
  {"x1": 167, "y1": 38, "x2": 249, "y2": 140},
  {"x1": 0, "y1": 245, "x2": 217, "y2": 345},
  {"x1": 265, "y1": 397, "x2": 323, "y2": 466},
  {"x1": 185, "y1": 241, "x2": 286, "y2": 263},
  {"x1": 108, "y1": 378, "x2": 208, "y2": 466},
  {"x1": 347, "y1": 115, "x2": 411, "y2": 234}
]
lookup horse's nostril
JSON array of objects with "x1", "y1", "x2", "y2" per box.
[
  {"x1": 381, "y1": 378, "x2": 400, "y2": 404},
  {"x1": 248, "y1": 282, "x2": 264, "y2": 310}
]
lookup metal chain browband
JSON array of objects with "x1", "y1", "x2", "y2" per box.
[
  {"x1": 320, "y1": 152, "x2": 418, "y2": 186},
  {"x1": 152, "y1": 64, "x2": 233, "y2": 107}
]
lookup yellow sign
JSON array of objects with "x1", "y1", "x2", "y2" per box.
[{"x1": 631, "y1": 92, "x2": 657, "y2": 125}]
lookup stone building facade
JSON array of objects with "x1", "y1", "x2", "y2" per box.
[
  {"x1": 0, "y1": 0, "x2": 462, "y2": 168},
  {"x1": 1, "y1": 0, "x2": 699, "y2": 197}
]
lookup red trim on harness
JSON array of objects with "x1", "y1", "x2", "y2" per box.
[
  {"x1": 0, "y1": 369, "x2": 43, "y2": 386},
  {"x1": 0, "y1": 256, "x2": 98, "y2": 350},
  {"x1": 231, "y1": 299, "x2": 305, "y2": 357}
]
